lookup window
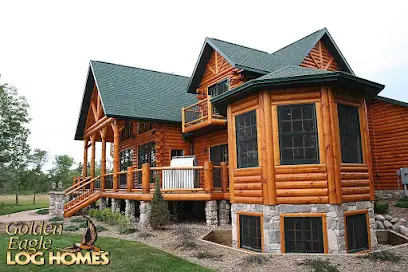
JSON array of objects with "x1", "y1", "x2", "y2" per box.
[
  {"x1": 208, "y1": 79, "x2": 229, "y2": 97},
  {"x1": 138, "y1": 122, "x2": 153, "y2": 134},
  {"x1": 210, "y1": 144, "x2": 228, "y2": 187},
  {"x1": 239, "y1": 215, "x2": 262, "y2": 252},
  {"x1": 120, "y1": 122, "x2": 133, "y2": 141},
  {"x1": 338, "y1": 105, "x2": 363, "y2": 163},
  {"x1": 120, "y1": 149, "x2": 133, "y2": 171},
  {"x1": 137, "y1": 142, "x2": 156, "y2": 183},
  {"x1": 284, "y1": 217, "x2": 324, "y2": 253},
  {"x1": 278, "y1": 104, "x2": 319, "y2": 165},
  {"x1": 345, "y1": 213, "x2": 369, "y2": 253},
  {"x1": 170, "y1": 149, "x2": 184, "y2": 158},
  {"x1": 235, "y1": 110, "x2": 258, "y2": 168}
]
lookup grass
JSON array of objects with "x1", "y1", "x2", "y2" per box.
[
  {"x1": 395, "y1": 196, "x2": 408, "y2": 208},
  {"x1": 302, "y1": 258, "x2": 339, "y2": 272},
  {"x1": 363, "y1": 250, "x2": 401, "y2": 262},
  {"x1": 0, "y1": 194, "x2": 49, "y2": 215},
  {"x1": 0, "y1": 233, "x2": 211, "y2": 272}
]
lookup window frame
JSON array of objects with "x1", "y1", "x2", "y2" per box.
[
  {"x1": 120, "y1": 122, "x2": 134, "y2": 141},
  {"x1": 280, "y1": 213, "x2": 328, "y2": 254},
  {"x1": 277, "y1": 103, "x2": 320, "y2": 165},
  {"x1": 170, "y1": 149, "x2": 185, "y2": 159},
  {"x1": 337, "y1": 104, "x2": 363, "y2": 164},
  {"x1": 207, "y1": 78, "x2": 230, "y2": 97},
  {"x1": 137, "y1": 122, "x2": 153, "y2": 135},
  {"x1": 237, "y1": 212, "x2": 264, "y2": 252},
  {"x1": 344, "y1": 210, "x2": 371, "y2": 253},
  {"x1": 234, "y1": 109, "x2": 259, "y2": 169}
]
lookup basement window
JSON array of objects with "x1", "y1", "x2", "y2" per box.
[
  {"x1": 337, "y1": 104, "x2": 363, "y2": 163},
  {"x1": 283, "y1": 216, "x2": 324, "y2": 253},
  {"x1": 345, "y1": 212, "x2": 369, "y2": 253},
  {"x1": 235, "y1": 110, "x2": 258, "y2": 168},
  {"x1": 278, "y1": 104, "x2": 319, "y2": 165},
  {"x1": 239, "y1": 214, "x2": 262, "y2": 252},
  {"x1": 208, "y1": 79, "x2": 229, "y2": 97}
]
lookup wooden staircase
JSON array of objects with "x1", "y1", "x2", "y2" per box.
[{"x1": 64, "y1": 176, "x2": 101, "y2": 217}]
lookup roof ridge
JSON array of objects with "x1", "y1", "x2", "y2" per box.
[
  {"x1": 208, "y1": 37, "x2": 270, "y2": 54},
  {"x1": 270, "y1": 28, "x2": 326, "y2": 55},
  {"x1": 90, "y1": 60, "x2": 189, "y2": 78}
]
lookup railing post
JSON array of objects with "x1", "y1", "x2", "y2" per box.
[
  {"x1": 220, "y1": 162, "x2": 229, "y2": 193},
  {"x1": 204, "y1": 161, "x2": 214, "y2": 193},
  {"x1": 207, "y1": 95, "x2": 212, "y2": 123},
  {"x1": 142, "y1": 163, "x2": 151, "y2": 194},
  {"x1": 72, "y1": 176, "x2": 76, "y2": 187},
  {"x1": 127, "y1": 166, "x2": 133, "y2": 193},
  {"x1": 182, "y1": 107, "x2": 185, "y2": 133}
]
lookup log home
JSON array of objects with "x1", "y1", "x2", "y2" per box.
[{"x1": 65, "y1": 28, "x2": 408, "y2": 254}]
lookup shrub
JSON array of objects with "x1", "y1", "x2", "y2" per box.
[
  {"x1": 64, "y1": 225, "x2": 80, "y2": 231},
  {"x1": 172, "y1": 227, "x2": 191, "y2": 237},
  {"x1": 95, "y1": 225, "x2": 108, "y2": 232},
  {"x1": 374, "y1": 202, "x2": 389, "y2": 213},
  {"x1": 363, "y1": 250, "x2": 400, "y2": 262},
  {"x1": 36, "y1": 209, "x2": 49, "y2": 215},
  {"x1": 149, "y1": 179, "x2": 170, "y2": 229},
  {"x1": 194, "y1": 251, "x2": 222, "y2": 260},
  {"x1": 241, "y1": 255, "x2": 269, "y2": 265},
  {"x1": 138, "y1": 232, "x2": 154, "y2": 238},
  {"x1": 395, "y1": 196, "x2": 408, "y2": 208},
  {"x1": 116, "y1": 214, "x2": 131, "y2": 229},
  {"x1": 118, "y1": 227, "x2": 137, "y2": 234},
  {"x1": 79, "y1": 221, "x2": 88, "y2": 228},
  {"x1": 302, "y1": 258, "x2": 339, "y2": 272},
  {"x1": 49, "y1": 217, "x2": 63, "y2": 222},
  {"x1": 70, "y1": 217, "x2": 86, "y2": 223},
  {"x1": 175, "y1": 239, "x2": 197, "y2": 250}
]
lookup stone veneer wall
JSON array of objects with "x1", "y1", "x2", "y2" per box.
[
  {"x1": 231, "y1": 201, "x2": 376, "y2": 253},
  {"x1": 49, "y1": 191, "x2": 65, "y2": 218},
  {"x1": 375, "y1": 190, "x2": 403, "y2": 200}
]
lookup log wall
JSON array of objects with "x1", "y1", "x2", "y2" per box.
[{"x1": 367, "y1": 99, "x2": 408, "y2": 190}]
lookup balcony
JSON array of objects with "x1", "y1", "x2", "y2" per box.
[{"x1": 182, "y1": 96, "x2": 227, "y2": 134}]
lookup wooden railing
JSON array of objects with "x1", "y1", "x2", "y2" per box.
[
  {"x1": 64, "y1": 176, "x2": 100, "y2": 210},
  {"x1": 182, "y1": 96, "x2": 227, "y2": 132}
]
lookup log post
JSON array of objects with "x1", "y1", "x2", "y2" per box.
[
  {"x1": 127, "y1": 166, "x2": 133, "y2": 193},
  {"x1": 142, "y1": 163, "x2": 151, "y2": 194},
  {"x1": 112, "y1": 121, "x2": 120, "y2": 192},
  {"x1": 207, "y1": 95, "x2": 212, "y2": 123},
  {"x1": 100, "y1": 127, "x2": 107, "y2": 192},
  {"x1": 220, "y1": 162, "x2": 229, "y2": 193},
  {"x1": 83, "y1": 137, "x2": 89, "y2": 178},
  {"x1": 72, "y1": 176, "x2": 76, "y2": 187},
  {"x1": 90, "y1": 135, "x2": 96, "y2": 192},
  {"x1": 181, "y1": 107, "x2": 185, "y2": 133},
  {"x1": 204, "y1": 161, "x2": 214, "y2": 193}
]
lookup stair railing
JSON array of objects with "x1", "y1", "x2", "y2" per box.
[{"x1": 64, "y1": 175, "x2": 100, "y2": 210}]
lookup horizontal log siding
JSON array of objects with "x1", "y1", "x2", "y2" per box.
[
  {"x1": 340, "y1": 164, "x2": 371, "y2": 202},
  {"x1": 367, "y1": 99, "x2": 408, "y2": 190}
]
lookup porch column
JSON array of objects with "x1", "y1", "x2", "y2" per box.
[
  {"x1": 83, "y1": 137, "x2": 89, "y2": 178},
  {"x1": 112, "y1": 121, "x2": 120, "y2": 192},
  {"x1": 90, "y1": 135, "x2": 96, "y2": 191},
  {"x1": 100, "y1": 127, "x2": 107, "y2": 191}
]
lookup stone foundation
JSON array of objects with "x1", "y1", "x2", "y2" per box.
[
  {"x1": 49, "y1": 191, "x2": 65, "y2": 218},
  {"x1": 231, "y1": 201, "x2": 376, "y2": 253},
  {"x1": 205, "y1": 200, "x2": 218, "y2": 226},
  {"x1": 375, "y1": 190, "x2": 403, "y2": 200},
  {"x1": 218, "y1": 200, "x2": 230, "y2": 226},
  {"x1": 125, "y1": 200, "x2": 136, "y2": 222},
  {"x1": 139, "y1": 201, "x2": 151, "y2": 228},
  {"x1": 99, "y1": 198, "x2": 107, "y2": 210},
  {"x1": 111, "y1": 199, "x2": 121, "y2": 213}
]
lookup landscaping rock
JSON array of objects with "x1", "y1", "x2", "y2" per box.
[
  {"x1": 390, "y1": 217, "x2": 399, "y2": 224},
  {"x1": 385, "y1": 215, "x2": 393, "y2": 221},
  {"x1": 393, "y1": 221, "x2": 401, "y2": 232},
  {"x1": 400, "y1": 225, "x2": 408, "y2": 237},
  {"x1": 375, "y1": 214, "x2": 385, "y2": 221},
  {"x1": 375, "y1": 221, "x2": 385, "y2": 229},
  {"x1": 383, "y1": 220, "x2": 393, "y2": 229}
]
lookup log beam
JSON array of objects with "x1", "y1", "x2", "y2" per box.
[
  {"x1": 83, "y1": 138, "x2": 89, "y2": 177},
  {"x1": 111, "y1": 121, "x2": 120, "y2": 192}
]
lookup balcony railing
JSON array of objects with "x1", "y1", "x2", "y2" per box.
[{"x1": 182, "y1": 96, "x2": 227, "y2": 133}]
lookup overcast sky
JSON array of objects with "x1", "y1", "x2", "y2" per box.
[{"x1": 1, "y1": 1, "x2": 407, "y2": 169}]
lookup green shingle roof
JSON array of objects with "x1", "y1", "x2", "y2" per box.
[
  {"x1": 186, "y1": 28, "x2": 354, "y2": 93},
  {"x1": 74, "y1": 61, "x2": 196, "y2": 140}
]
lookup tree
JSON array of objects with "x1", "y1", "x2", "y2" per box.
[
  {"x1": 149, "y1": 179, "x2": 170, "y2": 229},
  {"x1": 49, "y1": 154, "x2": 75, "y2": 188},
  {"x1": 27, "y1": 149, "x2": 48, "y2": 203},
  {"x1": 0, "y1": 79, "x2": 30, "y2": 204}
]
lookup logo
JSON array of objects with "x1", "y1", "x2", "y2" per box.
[{"x1": 6, "y1": 216, "x2": 110, "y2": 266}]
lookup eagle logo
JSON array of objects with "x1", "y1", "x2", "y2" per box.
[{"x1": 59, "y1": 216, "x2": 101, "y2": 252}]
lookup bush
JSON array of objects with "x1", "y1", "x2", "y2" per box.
[
  {"x1": 374, "y1": 202, "x2": 389, "y2": 213},
  {"x1": 241, "y1": 255, "x2": 269, "y2": 265},
  {"x1": 395, "y1": 196, "x2": 408, "y2": 208},
  {"x1": 363, "y1": 250, "x2": 400, "y2": 262},
  {"x1": 96, "y1": 225, "x2": 108, "y2": 232},
  {"x1": 138, "y1": 232, "x2": 154, "y2": 238},
  {"x1": 79, "y1": 221, "x2": 88, "y2": 228},
  {"x1": 49, "y1": 217, "x2": 63, "y2": 222},
  {"x1": 119, "y1": 227, "x2": 137, "y2": 234},
  {"x1": 64, "y1": 225, "x2": 80, "y2": 231},
  {"x1": 36, "y1": 209, "x2": 49, "y2": 215},
  {"x1": 70, "y1": 217, "x2": 86, "y2": 223},
  {"x1": 149, "y1": 179, "x2": 170, "y2": 229},
  {"x1": 302, "y1": 258, "x2": 339, "y2": 272},
  {"x1": 194, "y1": 251, "x2": 222, "y2": 260}
]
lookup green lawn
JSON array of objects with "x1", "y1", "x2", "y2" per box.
[
  {"x1": 0, "y1": 233, "x2": 211, "y2": 272},
  {"x1": 0, "y1": 194, "x2": 49, "y2": 215}
]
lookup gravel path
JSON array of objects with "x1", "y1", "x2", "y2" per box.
[{"x1": 0, "y1": 209, "x2": 50, "y2": 223}]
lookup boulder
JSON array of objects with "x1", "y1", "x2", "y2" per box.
[
  {"x1": 399, "y1": 225, "x2": 408, "y2": 237},
  {"x1": 393, "y1": 221, "x2": 401, "y2": 232},
  {"x1": 383, "y1": 220, "x2": 393, "y2": 229},
  {"x1": 390, "y1": 217, "x2": 399, "y2": 224},
  {"x1": 385, "y1": 215, "x2": 393, "y2": 221},
  {"x1": 399, "y1": 218, "x2": 407, "y2": 223},
  {"x1": 375, "y1": 221, "x2": 385, "y2": 229},
  {"x1": 375, "y1": 214, "x2": 385, "y2": 221}
]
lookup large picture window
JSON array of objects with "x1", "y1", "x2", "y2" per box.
[
  {"x1": 345, "y1": 212, "x2": 369, "y2": 253},
  {"x1": 208, "y1": 79, "x2": 229, "y2": 97},
  {"x1": 278, "y1": 104, "x2": 319, "y2": 165},
  {"x1": 337, "y1": 105, "x2": 363, "y2": 163},
  {"x1": 283, "y1": 216, "x2": 324, "y2": 253},
  {"x1": 235, "y1": 110, "x2": 258, "y2": 168},
  {"x1": 239, "y1": 215, "x2": 262, "y2": 252}
]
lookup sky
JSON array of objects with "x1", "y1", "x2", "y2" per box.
[{"x1": 1, "y1": 0, "x2": 407, "y2": 169}]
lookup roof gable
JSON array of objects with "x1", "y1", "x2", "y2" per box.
[{"x1": 300, "y1": 40, "x2": 339, "y2": 71}]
